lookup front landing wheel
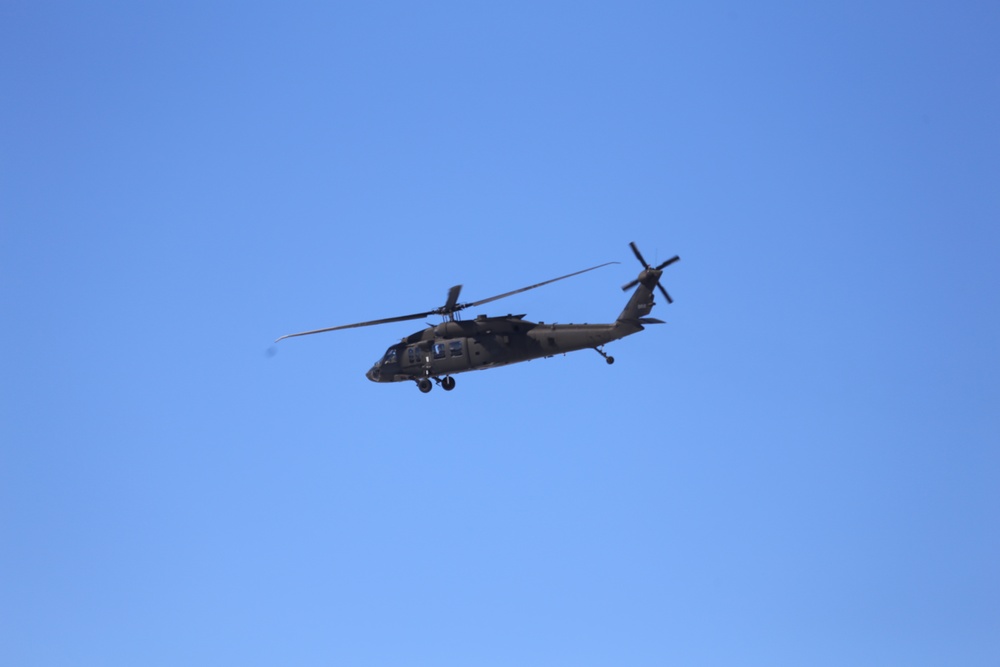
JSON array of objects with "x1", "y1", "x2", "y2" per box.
[
  {"x1": 441, "y1": 376, "x2": 456, "y2": 391},
  {"x1": 417, "y1": 378, "x2": 433, "y2": 393}
]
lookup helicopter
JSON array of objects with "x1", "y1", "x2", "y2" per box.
[{"x1": 275, "y1": 242, "x2": 679, "y2": 393}]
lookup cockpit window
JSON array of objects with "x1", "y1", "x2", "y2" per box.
[
  {"x1": 433, "y1": 343, "x2": 446, "y2": 359},
  {"x1": 383, "y1": 348, "x2": 398, "y2": 364}
]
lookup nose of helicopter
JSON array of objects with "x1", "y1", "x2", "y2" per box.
[{"x1": 366, "y1": 366, "x2": 380, "y2": 382}]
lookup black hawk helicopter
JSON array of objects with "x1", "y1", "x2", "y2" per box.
[{"x1": 275, "y1": 242, "x2": 679, "y2": 393}]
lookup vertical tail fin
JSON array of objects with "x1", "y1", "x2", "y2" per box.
[
  {"x1": 616, "y1": 242, "x2": 679, "y2": 322},
  {"x1": 617, "y1": 282, "x2": 658, "y2": 321}
]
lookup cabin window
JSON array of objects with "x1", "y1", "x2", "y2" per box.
[
  {"x1": 433, "y1": 343, "x2": 446, "y2": 359},
  {"x1": 449, "y1": 341, "x2": 463, "y2": 357}
]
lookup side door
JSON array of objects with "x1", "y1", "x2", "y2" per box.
[
  {"x1": 425, "y1": 338, "x2": 471, "y2": 375},
  {"x1": 402, "y1": 344, "x2": 433, "y2": 376}
]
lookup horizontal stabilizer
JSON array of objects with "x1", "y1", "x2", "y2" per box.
[{"x1": 637, "y1": 317, "x2": 666, "y2": 324}]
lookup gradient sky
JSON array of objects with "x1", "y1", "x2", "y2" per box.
[{"x1": 2, "y1": 3, "x2": 998, "y2": 666}]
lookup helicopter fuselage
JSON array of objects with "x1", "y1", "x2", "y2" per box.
[
  {"x1": 277, "y1": 242, "x2": 678, "y2": 393},
  {"x1": 365, "y1": 314, "x2": 647, "y2": 384}
]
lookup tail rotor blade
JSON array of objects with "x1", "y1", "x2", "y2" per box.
[
  {"x1": 622, "y1": 242, "x2": 679, "y2": 303},
  {"x1": 656, "y1": 255, "x2": 680, "y2": 270},
  {"x1": 629, "y1": 241, "x2": 650, "y2": 268}
]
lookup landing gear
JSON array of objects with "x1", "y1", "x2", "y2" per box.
[
  {"x1": 594, "y1": 346, "x2": 615, "y2": 365},
  {"x1": 416, "y1": 376, "x2": 455, "y2": 393}
]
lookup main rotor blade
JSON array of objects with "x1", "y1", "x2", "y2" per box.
[
  {"x1": 276, "y1": 262, "x2": 619, "y2": 344},
  {"x1": 656, "y1": 255, "x2": 680, "y2": 270},
  {"x1": 274, "y1": 310, "x2": 434, "y2": 343},
  {"x1": 629, "y1": 241, "x2": 649, "y2": 268},
  {"x1": 443, "y1": 284, "x2": 463, "y2": 313},
  {"x1": 464, "y1": 262, "x2": 619, "y2": 310}
]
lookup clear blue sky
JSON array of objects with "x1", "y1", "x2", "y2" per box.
[{"x1": 2, "y1": 2, "x2": 998, "y2": 665}]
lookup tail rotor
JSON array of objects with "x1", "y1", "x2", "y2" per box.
[{"x1": 621, "y1": 241, "x2": 680, "y2": 303}]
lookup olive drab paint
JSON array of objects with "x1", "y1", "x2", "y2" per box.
[{"x1": 278, "y1": 242, "x2": 679, "y2": 394}]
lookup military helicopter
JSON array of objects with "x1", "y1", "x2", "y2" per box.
[{"x1": 275, "y1": 242, "x2": 679, "y2": 393}]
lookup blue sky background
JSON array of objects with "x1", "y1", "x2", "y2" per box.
[{"x1": 2, "y1": 2, "x2": 998, "y2": 665}]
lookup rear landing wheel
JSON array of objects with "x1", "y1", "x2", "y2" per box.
[
  {"x1": 417, "y1": 378, "x2": 432, "y2": 393},
  {"x1": 594, "y1": 346, "x2": 615, "y2": 365},
  {"x1": 441, "y1": 376, "x2": 456, "y2": 391}
]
